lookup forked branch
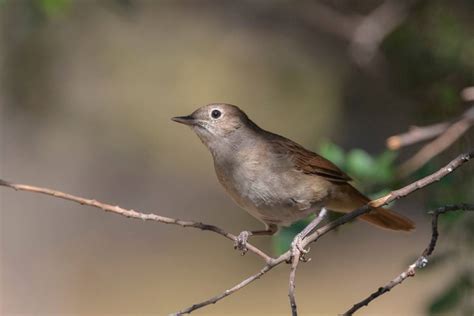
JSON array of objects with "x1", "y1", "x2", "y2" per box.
[
  {"x1": 343, "y1": 204, "x2": 474, "y2": 315},
  {"x1": 386, "y1": 106, "x2": 474, "y2": 176},
  {"x1": 0, "y1": 151, "x2": 472, "y2": 315}
]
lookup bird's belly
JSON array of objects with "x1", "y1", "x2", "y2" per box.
[
  {"x1": 215, "y1": 157, "x2": 329, "y2": 227},
  {"x1": 221, "y1": 176, "x2": 321, "y2": 226},
  {"x1": 245, "y1": 203, "x2": 318, "y2": 227}
]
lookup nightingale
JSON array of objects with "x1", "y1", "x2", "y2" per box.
[{"x1": 172, "y1": 104, "x2": 414, "y2": 251}]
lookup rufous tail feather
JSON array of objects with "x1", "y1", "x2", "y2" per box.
[{"x1": 328, "y1": 184, "x2": 415, "y2": 231}]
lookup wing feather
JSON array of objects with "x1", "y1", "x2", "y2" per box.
[{"x1": 269, "y1": 136, "x2": 351, "y2": 183}]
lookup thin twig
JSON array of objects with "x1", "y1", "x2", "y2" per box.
[
  {"x1": 386, "y1": 122, "x2": 451, "y2": 150},
  {"x1": 0, "y1": 179, "x2": 272, "y2": 263},
  {"x1": 386, "y1": 105, "x2": 474, "y2": 176},
  {"x1": 172, "y1": 265, "x2": 275, "y2": 316},
  {"x1": 288, "y1": 251, "x2": 300, "y2": 316},
  {"x1": 398, "y1": 109, "x2": 474, "y2": 176},
  {"x1": 343, "y1": 204, "x2": 474, "y2": 315},
  {"x1": 174, "y1": 151, "x2": 472, "y2": 314},
  {"x1": 371, "y1": 151, "x2": 474, "y2": 207},
  {"x1": 387, "y1": 106, "x2": 474, "y2": 151},
  {"x1": 1, "y1": 151, "x2": 472, "y2": 315},
  {"x1": 288, "y1": 208, "x2": 328, "y2": 316}
]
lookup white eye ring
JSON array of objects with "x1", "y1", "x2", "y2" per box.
[{"x1": 210, "y1": 109, "x2": 222, "y2": 119}]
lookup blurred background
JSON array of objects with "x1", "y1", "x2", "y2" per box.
[{"x1": 1, "y1": 0, "x2": 473, "y2": 315}]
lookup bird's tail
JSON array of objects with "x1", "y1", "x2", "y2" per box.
[
  {"x1": 327, "y1": 184, "x2": 415, "y2": 231},
  {"x1": 359, "y1": 206, "x2": 415, "y2": 231}
]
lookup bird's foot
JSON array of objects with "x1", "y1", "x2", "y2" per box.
[
  {"x1": 291, "y1": 233, "x2": 311, "y2": 262},
  {"x1": 234, "y1": 231, "x2": 251, "y2": 255}
]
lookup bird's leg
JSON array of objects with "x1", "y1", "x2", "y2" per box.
[
  {"x1": 235, "y1": 224, "x2": 278, "y2": 255},
  {"x1": 291, "y1": 208, "x2": 328, "y2": 262}
]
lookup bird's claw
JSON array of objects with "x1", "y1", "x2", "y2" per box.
[
  {"x1": 234, "y1": 231, "x2": 250, "y2": 255},
  {"x1": 291, "y1": 234, "x2": 311, "y2": 262}
]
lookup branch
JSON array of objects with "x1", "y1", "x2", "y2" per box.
[
  {"x1": 0, "y1": 151, "x2": 472, "y2": 315},
  {"x1": 174, "y1": 151, "x2": 472, "y2": 314},
  {"x1": 173, "y1": 252, "x2": 284, "y2": 315},
  {"x1": 398, "y1": 107, "x2": 474, "y2": 176},
  {"x1": 386, "y1": 122, "x2": 451, "y2": 150},
  {"x1": 172, "y1": 265, "x2": 274, "y2": 316},
  {"x1": 288, "y1": 208, "x2": 328, "y2": 316},
  {"x1": 0, "y1": 179, "x2": 272, "y2": 263},
  {"x1": 343, "y1": 204, "x2": 474, "y2": 315},
  {"x1": 386, "y1": 105, "x2": 474, "y2": 176}
]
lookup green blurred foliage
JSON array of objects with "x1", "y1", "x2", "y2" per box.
[
  {"x1": 319, "y1": 141, "x2": 398, "y2": 193},
  {"x1": 383, "y1": 0, "x2": 473, "y2": 118},
  {"x1": 36, "y1": 0, "x2": 70, "y2": 16}
]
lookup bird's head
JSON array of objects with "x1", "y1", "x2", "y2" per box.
[{"x1": 172, "y1": 103, "x2": 256, "y2": 151}]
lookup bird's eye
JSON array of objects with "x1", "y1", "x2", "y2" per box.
[{"x1": 211, "y1": 109, "x2": 222, "y2": 119}]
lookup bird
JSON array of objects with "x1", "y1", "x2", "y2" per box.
[{"x1": 172, "y1": 103, "x2": 414, "y2": 251}]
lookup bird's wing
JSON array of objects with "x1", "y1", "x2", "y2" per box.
[{"x1": 270, "y1": 136, "x2": 351, "y2": 184}]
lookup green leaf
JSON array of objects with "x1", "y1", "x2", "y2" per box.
[
  {"x1": 373, "y1": 150, "x2": 397, "y2": 183},
  {"x1": 37, "y1": 0, "x2": 71, "y2": 17},
  {"x1": 346, "y1": 149, "x2": 375, "y2": 179}
]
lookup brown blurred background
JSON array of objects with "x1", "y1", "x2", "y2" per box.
[{"x1": 1, "y1": 1, "x2": 473, "y2": 315}]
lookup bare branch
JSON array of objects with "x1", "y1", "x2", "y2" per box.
[
  {"x1": 288, "y1": 208, "x2": 328, "y2": 316},
  {"x1": 288, "y1": 250, "x2": 300, "y2": 316},
  {"x1": 1, "y1": 151, "x2": 472, "y2": 315},
  {"x1": 386, "y1": 122, "x2": 451, "y2": 150},
  {"x1": 343, "y1": 204, "x2": 474, "y2": 315},
  {"x1": 0, "y1": 179, "x2": 272, "y2": 263},
  {"x1": 175, "y1": 151, "x2": 472, "y2": 315},
  {"x1": 387, "y1": 106, "x2": 474, "y2": 151},
  {"x1": 398, "y1": 107, "x2": 474, "y2": 176},
  {"x1": 386, "y1": 105, "x2": 474, "y2": 176},
  {"x1": 172, "y1": 265, "x2": 275, "y2": 315}
]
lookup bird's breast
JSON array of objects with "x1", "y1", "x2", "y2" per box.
[{"x1": 213, "y1": 148, "x2": 327, "y2": 226}]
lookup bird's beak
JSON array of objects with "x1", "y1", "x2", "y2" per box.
[{"x1": 172, "y1": 115, "x2": 196, "y2": 126}]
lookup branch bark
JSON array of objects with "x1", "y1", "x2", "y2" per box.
[
  {"x1": 289, "y1": 208, "x2": 328, "y2": 316},
  {"x1": 343, "y1": 204, "x2": 474, "y2": 315},
  {"x1": 0, "y1": 179, "x2": 271, "y2": 263},
  {"x1": 0, "y1": 151, "x2": 472, "y2": 315},
  {"x1": 386, "y1": 105, "x2": 474, "y2": 176},
  {"x1": 398, "y1": 108, "x2": 474, "y2": 176},
  {"x1": 386, "y1": 122, "x2": 451, "y2": 150},
  {"x1": 172, "y1": 151, "x2": 473, "y2": 314}
]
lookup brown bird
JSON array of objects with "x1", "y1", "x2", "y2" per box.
[{"x1": 172, "y1": 104, "x2": 414, "y2": 250}]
